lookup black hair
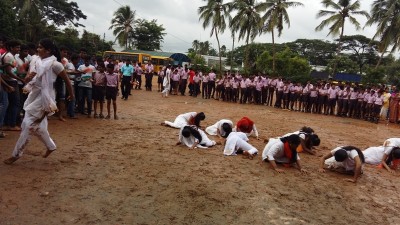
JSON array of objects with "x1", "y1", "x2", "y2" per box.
[
  {"x1": 182, "y1": 126, "x2": 202, "y2": 143},
  {"x1": 59, "y1": 46, "x2": 69, "y2": 52},
  {"x1": 334, "y1": 146, "x2": 365, "y2": 163},
  {"x1": 5, "y1": 40, "x2": 21, "y2": 51},
  {"x1": 310, "y1": 134, "x2": 320, "y2": 147},
  {"x1": 386, "y1": 147, "x2": 400, "y2": 165},
  {"x1": 106, "y1": 63, "x2": 114, "y2": 69},
  {"x1": 193, "y1": 112, "x2": 205, "y2": 127},
  {"x1": 26, "y1": 42, "x2": 36, "y2": 50},
  {"x1": 70, "y1": 53, "x2": 80, "y2": 62},
  {"x1": 80, "y1": 48, "x2": 87, "y2": 53},
  {"x1": 221, "y1": 122, "x2": 232, "y2": 138},
  {"x1": 280, "y1": 134, "x2": 301, "y2": 163},
  {"x1": 20, "y1": 44, "x2": 29, "y2": 52},
  {"x1": 39, "y1": 38, "x2": 61, "y2": 62},
  {"x1": 300, "y1": 126, "x2": 314, "y2": 134},
  {"x1": 97, "y1": 62, "x2": 105, "y2": 68}
]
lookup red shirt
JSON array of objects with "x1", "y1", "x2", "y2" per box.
[{"x1": 188, "y1": 70, "x2": 195, "y2": 84}]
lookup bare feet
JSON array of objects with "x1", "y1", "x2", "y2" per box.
[
  {"x1": 58, "y1": 116, "x2": 66, "y2": 122},
  {"x1": 4, "y1": 157, "x2": 19, "y2": 165},
  {"x1": 242, "y1": 151, "x2": 254, "y2": 160},
  {"x1": 43, "y1": 149, "x2": 55, "y2": 158}
]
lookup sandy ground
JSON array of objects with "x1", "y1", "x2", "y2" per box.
[{"x1": 1, "y1": 82, "x2": 400, "y2": 225}]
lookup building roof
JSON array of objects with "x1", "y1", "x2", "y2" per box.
[
  {"x1": 124, "y1": 49, "x2": 176, "y2": 58},
  {"x1": 123, "y1": 50, "x2": 191, "y2": 63}
]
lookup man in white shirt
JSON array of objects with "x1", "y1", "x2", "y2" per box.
[{"x1": 144, "y1": 61, "x2": 154, "y2": 91}]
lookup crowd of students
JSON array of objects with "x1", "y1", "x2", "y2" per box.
[
  {"x1": 156, "y1": 68, "x2": 400, "y2": 125},
  {"x1": 162, "y1": 111, "x2": 400, "y2": 182}
]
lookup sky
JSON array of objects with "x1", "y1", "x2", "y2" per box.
[{"x1": 73, "y1": 0, "x2": 377, "y2": 53}]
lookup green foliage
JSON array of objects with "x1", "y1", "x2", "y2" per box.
[
  {"x1": 326, "y1": 55, "x2": 359, "y2": 74},
  {"x1": 109, "y1": 5, "x2": 135, "y2": 49},
  {"x1": 363, "y1": 67, "x2": 385, "y2": 85},
  {"x1": 0, "y1": 0, "x2": 17, "y2": 39},
  {"x1": 131, "y1": 19, "x2": 166, "y2": 51},
  {"x1": 187, "y1": 52, "x2": 207, "y2": 65},
  {"x1": 256, "y1": 47, "x2": 311, "y2": 82},
  {"x1": 286, "y1": 39, "x2": 336, "y2": 66},
  {"x1": 340, "y1": 35, "x2": 379, "y2": 74},
  {"x1": 385, "y1": 60, "x2": 400, "y2": 87}
]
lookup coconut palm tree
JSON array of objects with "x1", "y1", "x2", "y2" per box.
[
  {"x1": 109, "y1": 5, "x2": 136, "y2": 49},
  {"x1": 366, "y1": 0, "x2": 400, "y2": 68},
  {"x1": 259, "y1": 0, "x2": 303, "y2": 74},
  {"x1": 198, "y1": 0, "x2": 230, "y2": 76},
  {"x1": 192, "y1": 40, "x2": 201, "y2": 55},
  {"x1": 230, "y1": 0, "x2": 264, "y2": 71},
  {"x1": 315, "y1": 0, "x2": 369, "y2": 75}
]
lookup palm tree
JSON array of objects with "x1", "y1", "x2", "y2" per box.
[
  {"x1": 366, "y1": 0, "x2": 400, "y2": 68},
  {"x1": 259, "y1": 0, "x2": 303, "y2": 74},
  {"x1": 198, "y1": 0, "x2": 230, "y2": 76},
  {"x1": 230, "y1": 0, "x2": 264, "y2": 71},
  {"x1": 109, "y1": 5, "x2": 136, "y2": 49},
  {"x1": 192, "y1": 40, "x2": 200, "y2": 55},
  {"x1": 199, "y1": 41, "x2": 211, "y2": 55},
  {"x1": 315, "y1": 0, "x2": 369, "y2": 75}
]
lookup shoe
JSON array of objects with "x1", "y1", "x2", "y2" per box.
[
  {"x1": 105, "y1": 115, "x2": 110, "y2": 119},
  {"x1": 94, "y1": 113, "x2": 99, "y2": 118},
  {"x1": 99, "y1": 114, "x2": 104, "y2": 119}
]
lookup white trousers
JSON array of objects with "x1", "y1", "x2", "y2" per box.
[{"x1": 12, "y1": 113, "x2": 56, "y2": 158}]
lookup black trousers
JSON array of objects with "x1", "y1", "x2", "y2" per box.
[{"x1": 121, "y1": 76, "x2": 132, "y2": 99}]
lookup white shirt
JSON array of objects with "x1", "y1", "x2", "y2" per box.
[
  {"x1": 262, "y1": 138, "x2": 300, "y2": 162},
  {"x1": 330, "y1": 147, "x2": 359, "y2": 171},
  {"x1": 363, "y1": 146, "x2": 389, "y2": 165}
]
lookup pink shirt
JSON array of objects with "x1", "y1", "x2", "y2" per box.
[
  {"x1": 328, "y1": 88, "x2": 338, "y2": 99},
  {"x1": 350, "y1": 91, "x2": 358, "y2": 100},
  {"x1": 367, "y1": 95, "x2": 376, "y2": 104},
  {"x1": 232, "y1": 80, "x2": 239, "y2": 89},
  {"x1": 374, "y1": 96, "x2": 384, "y2": 105},
  {"x1": 209, "y1": 72, "x2": 216, "y2": 81},
  {"x1": 105, "y1": 72, "x2": 118, "y2": 87},
  {"x1": 93, "y1": 71, "x2": 106, "y2": 86},
  {"x1": 240, "y1": 80, "x2": 246, "y2": 88}
]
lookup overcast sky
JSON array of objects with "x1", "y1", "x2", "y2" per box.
[{"x1": 74, "y1": 0, "x2": 376, "y2": 53}]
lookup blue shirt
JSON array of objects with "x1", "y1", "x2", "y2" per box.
[{"x1": 121, "y1": 64, "x2": 134, "y2": 76}]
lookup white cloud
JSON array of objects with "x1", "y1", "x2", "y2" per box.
[{"x1": 73, "y1": 0, "x2": 379, "y2": 53}]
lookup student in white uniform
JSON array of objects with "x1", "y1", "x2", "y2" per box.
[
  {"x1": 176, "y1": 125, "x2": 217, "y2": 149},
  {"x1": 363, "y1": 146, "x2": 400, "y2": 173},
  {"x1": 233, "y1": 117, "x2": 259, "y2": 139},
  {"x1": 161, "y1": 112, "x2": 205, "y2": 129},
  {"x1": 281, "y1": 126, "x2": 320, "y2": 155},
  {"x1": 223, "y1": 131, "x2": 258, "y2": 159},
  {"x1": 161, "y1": 65, "x2": 171, "y2": 97},
  {"x1": 262, "y1": 134, "x2": 306, "y2": 173},
  {"x1": 318, "y1": 146, "x2": 364, "y2": 183},
  {"x1": 205, "y1": 119, "x2": 233, "y2": 138},
  {"x1": 4, "y1": 39, "x2": 74, "y2": 164}
]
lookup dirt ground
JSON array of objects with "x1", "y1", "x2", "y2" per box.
[{"x1": 1, "y1": 82, "x2": 400, "y2": 225}]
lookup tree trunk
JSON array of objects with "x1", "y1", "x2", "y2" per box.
[
  {"x1": 245, "y1": 32, "x2": 250, "y2": 75},
  {"x1": 375, "y1": 51, "x2": 385, "y2": 69},
  {"x1": 231, "y1": 32, "x2": 235, "y2": 70},
  {"x1": 215, "y1": 27, "x2": 222, "y2": 77},
  {"x1": 332, "y1": 20, "x2": 345, "y2": 77},
  {"x1": 271, "y1": 29, "x2": 276, "y2": 75}
]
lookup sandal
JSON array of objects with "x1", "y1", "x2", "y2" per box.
[{"x1": 105, "y1": 115, "x2": 110, "y2": 119}]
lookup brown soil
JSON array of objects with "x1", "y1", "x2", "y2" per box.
[{"x1": 1, "y1": 86, "x2": 400, "y2": 225}]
